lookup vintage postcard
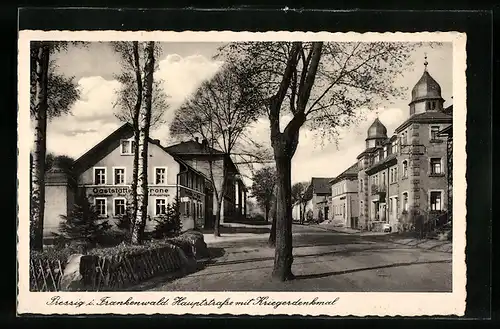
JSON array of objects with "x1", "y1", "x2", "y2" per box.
[{"x1": 17, "y1": 30, "x2": 467, "y2": 316}]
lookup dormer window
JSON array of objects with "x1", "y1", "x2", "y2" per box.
[
  {"x1": 430, "y1": 126, "x2": 440, "y2": 140},
  {"x1": 120, "y1": 139, "x2": 136, "y2": 155},
  {"x1": 383, "y1": 146, "x2": 388, "y2": 158}
]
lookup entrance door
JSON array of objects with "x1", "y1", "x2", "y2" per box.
[{"x1": 324, "y1": 206, "x2": 329, "y2": 222}]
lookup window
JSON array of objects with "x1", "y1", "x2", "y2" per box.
[
  {"x1": 155, "y1": 167, "x2": 167, "y2": 185},
  {"x1": 94, "y1": 167, "x2": 106, "y2": 185},
  {"x1": 430, "y1": 158, "x2": 442, "y2": 174},
  {"x1": 113, "y1": 198, "x2": 126, "y2": 216},
  {"x1": 402, "y1": 161, "x2": 408, "y2": 178},
  {"x1": 430, "y1": 126, "x2": 440, "y2": 140},
  {"x1": 155, "y1": 198, "x2": 167, "y2": 216},
  {"x1": 95, "y1": 198, "x2": 107, "y2": 217},
  {"x1": 430, "y1": 191, "x2": 442, "y2": 211},
  {"x1": 402, "y1": 192, "x2": 408, "y2": 212},
  {"x1": 360, "y1": 179, "x2": 363, "y2": 192},
  {"x1": 120, "y1": 139, "x2": 135, "y2": 155},
  {"x1": 113, "y1": 167, "x2": 126, "y2": 185},
  {"x1": 383, "y1": 146, "x2": 387, "y2": 158},
  {"x1": 186, "y1": 200, "x2": 190, "y2": 216},
  {"x1": 382, "y1": 172, "x2": 386, "y2": 186}
]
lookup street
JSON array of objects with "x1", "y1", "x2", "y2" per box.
[{"x1": 149, "y1": 224, "x2": 452, "y2": 292}]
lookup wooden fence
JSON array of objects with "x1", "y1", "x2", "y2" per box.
[{"x1": 30, "y1": 243, "x2": 184, "y2": 292}]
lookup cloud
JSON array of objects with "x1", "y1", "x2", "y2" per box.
[
  {"x1": 157, "y1": 54, "x2": 223, "y2": 109},
  {"x1": 43, "y1": 53, "x2": 223, "y2": 159}
]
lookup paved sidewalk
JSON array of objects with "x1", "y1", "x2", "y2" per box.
[{"x1": 312, "y1": 224, "x2": 452, "y2": 253}]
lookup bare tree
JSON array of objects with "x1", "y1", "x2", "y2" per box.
[
  {"x1": 170, "y1": 63, "x2": 268, "y2": 237},
  {"x1": 218, "y1": 41, "x2": 415, "y2": 281},
  {"x1": 30, "y1": 41, "x2": 82, "y2": 251},
  {"x1": 111, "y1": 42, "x2": 167, "y2": 240},
  {"x1": 291, "y1": 181, "x2": 309, "y2": 224},
  {"x1": 250, "y1": 166, "x2": 277, "y2": 222},
  {"x1": 130, "y1": 41, "x2": 156, "y2": 245}
]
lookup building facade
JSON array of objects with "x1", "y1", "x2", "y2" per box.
[
  {"x1": 357, "y1": 62, "x2": 452, "y2": 231},
  {"x1": 327, "y1": 60, "x2": 452, "y2": 232},
  {"x1": 329, "y1": 163, "x2": 360, "y2": 228},
  {"x1": 165, "y1": 138, "x2": 248, "y2": 228},
  {"x1": 302, "y1": 177, "x2": 334, "y2": 222},
  {"x1": 44, "y1": 124, "x2": 208, "y2": 237}
]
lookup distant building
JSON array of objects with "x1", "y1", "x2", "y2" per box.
[
  {"x1": 302, "y1": 177, "x2": 334, "y2": 221},
  {"x1": 328, "y1": 163, "x2": 360, "y2": 228},
  {"x1": 164, "y1": 138, "x2": 248, "y2": 228},
  {"x1": 44, "y1": 123, "x2": 208, "y2": 237}
]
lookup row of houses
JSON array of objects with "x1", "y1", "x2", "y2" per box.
[
  {"x1": 43, "y1": 123, "x2": 248, "y2": 237},
  {"x1": 293, "y1": 61, "x2": 454, "y2": 232}
]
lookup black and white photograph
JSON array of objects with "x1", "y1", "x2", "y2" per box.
[{"x1": 17, "y1": 30, "x2": 467, "y2": 316}]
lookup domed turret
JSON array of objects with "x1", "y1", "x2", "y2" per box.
[
  {"x1": 409, "y1": 55, "x2": 445, "y2": 115},
  {"x1": 411, "y1": 71, "x2": 442, "y2": 103},
  {"x1": 365, "y1": 117, "x2": 387, "y2": 148},
  {"x1": 367, "y1": 118, "x2": 387, "y2": 140}
]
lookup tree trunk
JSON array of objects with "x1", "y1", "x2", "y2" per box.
[
  {"x1": 265, "y1": 204, "x2": 270, "y2": 222},
  {"x1": 131, "y1": 42, "x2": 155, "y2": 245},
  {"x1": 272, "y1": 151, "x2": 294, "y2": 281},
  {"x1": 30, "y1": 43, "x2": 50, "y2": 251},
  {"x1": 268, "y1": 210, "x2": 277, "y2": 247},
  {"x1": 213, "y1": 196, "x2": 223, "y2": 237},
  {"x1": 130, "y1": 41, "x2": 142, "y2": 240}
]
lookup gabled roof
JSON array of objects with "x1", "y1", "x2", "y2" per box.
[
  {"x1": 395, "y1": 111, "x2": 452, "y2": 133},
  {"x1": 437, "y1": 124, "x2": 453, "y2": 137},
  {"x1": 357, "y1": 146, "x2": 381, "y2": 159},
  {"x1": 164, "y1": 140, "x2": 225, "y2": 156},
  {"x1": 72, "y1": 123, "x2": 206, "y2": 179},
  {"x1": 365, "y1": 152, "x2": 398, "y2": 175},
  {"x1": 329, "y1": 162, "x2": 359, "y2": 185}
]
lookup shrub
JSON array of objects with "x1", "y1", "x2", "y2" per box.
[
  {"x1": 152, "y1": 198, "x2": 182, "y2": 239},
  {"x1": 306, "y1": 209, "x2": 313, "y2": 222},
  {"x1": 318, "y1": 209, "x2": 324, "y2": 222},
  {"x1": 115, "y1": 200, "x2": 135, "y2": 243},
  {"x1": 53, "y1": 197, "x2": 112, "y2": 247}
]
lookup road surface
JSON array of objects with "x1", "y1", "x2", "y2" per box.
[{"x1": 149, "y1": 224, "x2": 452, "y2": 292}]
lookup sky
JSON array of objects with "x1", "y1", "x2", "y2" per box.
[{"x1": 38, "y1": 41, "x2": 453, "y2": 187}]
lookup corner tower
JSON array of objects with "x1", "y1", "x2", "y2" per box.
[{"x1": 409, "y1": 55, "x2": 445, "y2": 116}]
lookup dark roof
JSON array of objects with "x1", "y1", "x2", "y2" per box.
[
  {"x1": 444, "y1": 104, "x2": 453, "y2": 115},
  {"x1": 395, "y1": 111, "x2": 452, "y2": 133},
  {"x1": 164, "y1": 140, "x2": 225, "y2": 156},
  {"x1": 72, "y1": 123, "x2": 206, "y2": 179},
  {"x1": 303, "y1": 177, "x2": 333, "y2": 201},
  {"x1": 357, "y1": 146, "x2": 381, "y2": 159},
  {"x1": 311, "y1": 177, "x2": 334, "y2": 194},
  {"x1": 410, "y1": 69, "x2": 443, "y2": 104},
  {"x1": 365, "y1": 153, "x2": 398, "y2": 175},
  {"x1": 329, "y1": 162, "x2": 359, "y2": 185},
  {"x1": 437, "y1": 124, "x2": 453, "y2": 137}
]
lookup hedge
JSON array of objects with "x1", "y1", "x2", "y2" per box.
[{"x1": 30, "y1": 231, "x2": 207, "y2": 291}]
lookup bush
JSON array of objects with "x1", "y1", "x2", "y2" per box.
[
  {"x1": 53, "y1": 197, "x2": 112, "y2": 247},
  {"x1": 306, "y1": 209, "x2": 313, "y2": 222},
  {"x1": 166, "y1": 230, "x2": 209, "y2": 259},
  {"x1": 113, "y1": 199, "x2": 136, "y2": 243},
  {"x1": 152, "y1": 198, "x2": 182, "y2": 239}
]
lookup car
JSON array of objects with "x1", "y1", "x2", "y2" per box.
[{"x1": 382, "y1": 223, "x2": 392, "y2": 233}]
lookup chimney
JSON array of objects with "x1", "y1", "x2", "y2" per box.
[
  {"x1": 153, "y1": 139, "x2": 160, "y2": 145},
  {"x1": 195, "y1": 137, "x2": 199, "y2": 143},
  {"x1": 202, "y1": 138, "x2": 208, "y2": 148}
]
